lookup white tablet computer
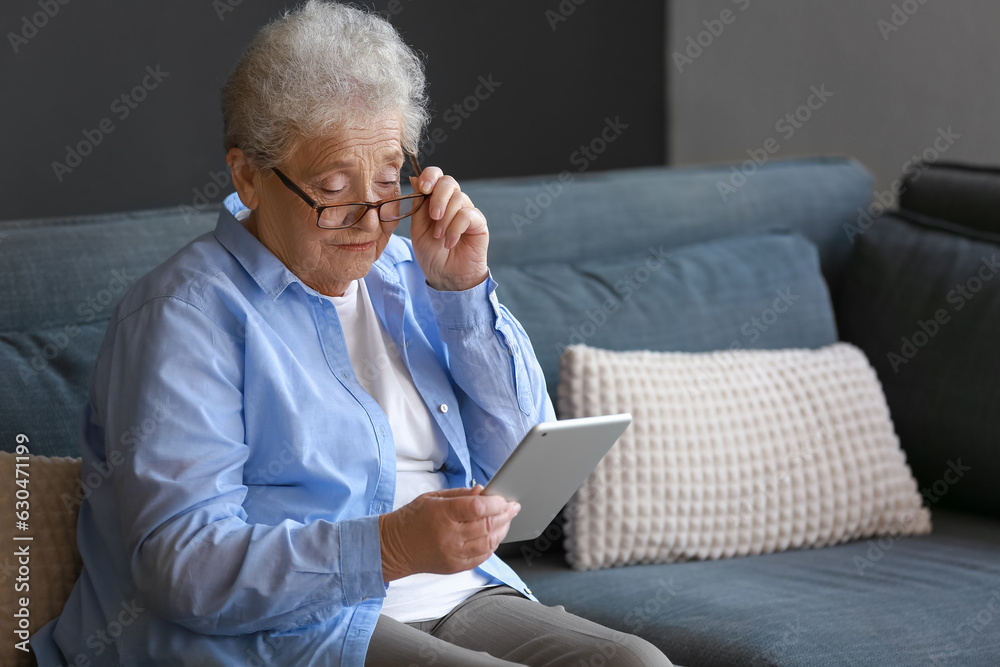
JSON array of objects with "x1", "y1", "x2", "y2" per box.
[{"x1": 484, "y1": 413, "x2": 632, "y2": 543}]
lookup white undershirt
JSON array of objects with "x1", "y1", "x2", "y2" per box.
[{"x1": 328, "y1": 278, "x2": 493, "y2": 623}]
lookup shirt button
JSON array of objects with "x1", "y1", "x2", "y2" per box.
[
  {"x1": 438, "y1": 404, "x2": 449, "y2": 413},
  {"x1": 524, "y1": 587, "x2": 532, "y2": 595}
]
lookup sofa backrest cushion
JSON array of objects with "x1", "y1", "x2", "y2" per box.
[
  {"x1": 411, "y1": 157, "x2": 872, "y2": 294},
  {"x1": 836, "y1": 214, "x2": 1000, "y2": 518},
  {"x1": 0, "y1": 209, "x2": 216, "y2": 457},
  {"x1": 492, "y1": 233, "x2": 840, "y2": 398},
  {"x1": 1, "y1": 158, "x2": 871, "y2": 457},
  {"x1": 898, "y1": 162, "x2": 1000, "y2": 237}
]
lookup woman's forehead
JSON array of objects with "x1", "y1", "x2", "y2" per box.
[
  {"x1": 293, "y1": 134, "x2": 403, "y2": 177},
  {"x1": 292, "y1": 117, "x2": 403, "y2": 172}
]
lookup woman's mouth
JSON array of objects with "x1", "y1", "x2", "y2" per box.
[{"x1": 334, "y1": 240, "x2": 376, "y2": 252}]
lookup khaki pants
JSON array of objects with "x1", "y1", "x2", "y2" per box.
[{"x1": 364, "y1": 585, "x2": 674, "y2": 667}]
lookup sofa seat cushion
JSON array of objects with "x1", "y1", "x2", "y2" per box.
[{"x1": 504, "y1": 510, "x2": 1000, "y2": 667}]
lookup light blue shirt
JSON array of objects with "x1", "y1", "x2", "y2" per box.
[{"x1": 32, "y1": 200, "x2": 550, "y2": 666}]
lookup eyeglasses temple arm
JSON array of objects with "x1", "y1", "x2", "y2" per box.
[
  {"x1": 271, "y1": 167, "x2": 319, "y2": 208},
  {"x1": 407, "y1": 152, "x2": 423, "y2": 178}
]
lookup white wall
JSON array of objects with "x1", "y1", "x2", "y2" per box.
[{"x1": 669, "y1": 0, "x2": 1000, "y2": 198}]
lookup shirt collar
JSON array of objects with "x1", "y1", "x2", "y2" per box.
[{"x1": 213, "y1": 208, "x2": 301, "y2": 300}]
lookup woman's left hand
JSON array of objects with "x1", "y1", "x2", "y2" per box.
[{"x1": 409, "y1": 168, "x2": 489, "y2": 292}]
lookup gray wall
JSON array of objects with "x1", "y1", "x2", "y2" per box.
[
  {"x1": 1, "y1": 1, "x2": 663, "y2": 221},
  {"x1": 669, "y1": 0, "x2": 1000, "y2": 198},
  {"x1": 1, "y1": 0, "x2": 288, "y2": 221}
]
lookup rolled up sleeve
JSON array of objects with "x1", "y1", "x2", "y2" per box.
[{"x1": 427, "y1": 272, "x2": 551, "y2": 481}]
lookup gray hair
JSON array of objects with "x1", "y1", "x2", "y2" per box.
[{"x1": 222, "y1": 1, "x2": 429, "y2": 169}]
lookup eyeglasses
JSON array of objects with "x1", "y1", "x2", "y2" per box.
[{"x1": 271, "y1": 152, "x2": 426, "y2": 229}]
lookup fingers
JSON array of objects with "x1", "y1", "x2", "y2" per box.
[
  {"x1": 441, "y1": 207, "x2": 487, "y2": 250},
  {"x1": 457, "y1": 502, "x2": 520, "y2": 559},
  {"x1": 399, "y1": 488, "x2": 521, "y2": 575},
  {"x1": 413, "y1": 167, "x2": 456, "y2": 219},
  {"x1": 430, "y1": 486, "x2": 480, "y2": 498},
  {"x1": 414, "y1": 166, "x2": 444, "y2": 196},
  {"x1": 448, "y1": 494, "x2": 514, "y2": 523},
  {"x1": 426, "y1": 177, "x2": 465, "y2": 230},
  {"x1": 412, "y1": 170, "x2": 486, "y2": 246}
]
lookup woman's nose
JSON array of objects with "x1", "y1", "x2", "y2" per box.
[{"x1": 354, "y1": 205, "x2": 381, "y2": 231}]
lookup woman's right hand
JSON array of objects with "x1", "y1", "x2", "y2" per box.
[{"x1": 378, "y1": 485, "x2": 521, "y2": 582}]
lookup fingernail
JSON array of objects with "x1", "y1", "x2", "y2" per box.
[
  {"x1": 431, "y1": 207, "x2": 442, "y2": 220},
  {"x1": 420, "y1": 180, "x2": 432, "y2": 194},
  {"x1": 512, "y1": 503, "x2": 521, "y2": 514}
]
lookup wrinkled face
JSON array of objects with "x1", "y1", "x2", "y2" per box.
[{"x1": 251, "y1": 114, "x2": 405, "y2": 296}]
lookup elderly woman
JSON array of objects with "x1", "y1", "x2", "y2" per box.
[{"x1": 31, "y1": 3, "x2": 673, "y2": 666}]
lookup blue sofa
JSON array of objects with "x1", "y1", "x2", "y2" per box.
[{"x1": 2, "y1": 157, "x2": 998, "y2": 666}]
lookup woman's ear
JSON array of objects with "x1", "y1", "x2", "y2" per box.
[{"x1": 226, "y1": 147, "x2": 260, "y2": 211}]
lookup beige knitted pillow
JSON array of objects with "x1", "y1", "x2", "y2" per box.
[{"x1": 558, "y1": 343, "x2": 931, "y2": 571}]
